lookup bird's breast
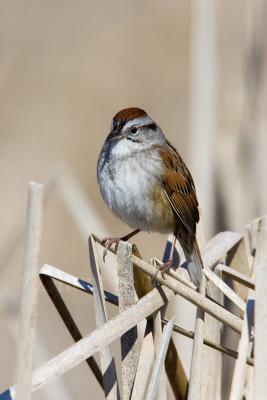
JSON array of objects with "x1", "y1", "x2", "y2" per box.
[{"x1": 98, "y1": 151, "x2": 176, "y2": 233}]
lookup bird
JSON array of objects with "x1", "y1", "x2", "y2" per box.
[{"x1": 97, "y1": 107, "x2": 203, "y2": 288}]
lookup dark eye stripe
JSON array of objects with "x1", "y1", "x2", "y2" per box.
[{"x1": 142, "y1": 123, "x2": 157, "y2": 131}]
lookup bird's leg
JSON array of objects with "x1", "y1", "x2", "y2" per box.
[
  {"x1": 169, "y1": 235, "x2": 177, "y2": 263},
  {"x1": 153, "y1": 235, "x2": 177, "y2": 281},
  {"x1": 101, "y1": 229, "x2": 140, "y2": 261}
]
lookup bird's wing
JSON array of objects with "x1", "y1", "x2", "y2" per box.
[{"x1": 157, "y1": 141, "x2": 199, "y2": 236}]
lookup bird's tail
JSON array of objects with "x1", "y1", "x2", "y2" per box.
[{"x1": 186, "y1": 240, "x2": 203, "y2": 289}]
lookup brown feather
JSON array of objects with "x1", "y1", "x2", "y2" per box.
[
  {"x1": 113, "y1": 107, "x2": 147, "y2": 123},
  {"x1": 158, "y1": 142, "x2": 199, "y2": 236},
  {"x1": 157, "y1": 141, "x2": 204, "y2": 287}
]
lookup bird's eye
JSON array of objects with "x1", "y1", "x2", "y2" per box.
[{"x1": 131, "y1": 127, "x2": 138, "y2": 134}]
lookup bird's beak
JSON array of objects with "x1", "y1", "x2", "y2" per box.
[{"x1": 107, "y1": 130, "x2": 124, "y2": 141}]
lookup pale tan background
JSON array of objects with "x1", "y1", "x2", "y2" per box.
[{"x1": 0, "y1": 1, "x2": 266, "y2": 398}]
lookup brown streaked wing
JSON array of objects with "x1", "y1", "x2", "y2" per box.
[{"x1": 158, "y1": 142, "x2": 199, "y2": 236}]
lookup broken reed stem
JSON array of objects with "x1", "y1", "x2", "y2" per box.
[
  {"x1": 162, "y1": 318, "x2": 253, "y2": 366},
  {"x1": 153, "y1": 310, "x2": 167, "y2": 400},
  {"x1": 88, "y1": 236, "x2": 119, "y2": 400},
  {"x1": 134, "y1": 246, "x2": 188, "y2": 400},
  {"x1": 15, "y1": 182, "x2": 44, "y2": 400},
  {"x1": 146, "y1": 318, "x2": 175, "y2": 400},
  {"x1": 229, "y1": 308, "x2": 250, "y2": 400},
  {"x1": 0, "y1": 172, "x2": 59, "y2": 276},
  {"x1": 187, "y1": 276, "x2": 206, "y2": 400},
  {"x1": 204, "y1": 268, "x2": 246, "y2": 312},
  {"x1": 216, "y1": 264, "x2": 255, "y2": 290},
  {"x1": 131, "y1": 325, "x2": 154, "y2": 400},
  {"x1": 40, "y1": 264, "x2": 118, "y2": 305},
  {"x1": 39, "y1": 273, "x2": 103, "y2": 387},
  {"x1": 117, "y1": 241, "x2": 139, "y2": 400}
]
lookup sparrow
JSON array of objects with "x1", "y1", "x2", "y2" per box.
[{"x1": 97, "y1": 107, "x2": 203, "y2": 288}]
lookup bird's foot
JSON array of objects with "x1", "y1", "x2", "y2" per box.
[
  {"x1": 101, "y1": 237, "x2": 120, "y2": 262},
  {"x1": 101, "y1": 229, "x2": 141, "y2": 262},
  {"x1": 151, "y1": 258, "x2": 173, "y2": 285},
  {"x1": 159, "y1": 259, "x2": 173, "y2": 277}
]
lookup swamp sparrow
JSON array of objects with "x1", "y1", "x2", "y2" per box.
[{"x1": 97, "y1": 107, "x2": 203, "y2": 287}]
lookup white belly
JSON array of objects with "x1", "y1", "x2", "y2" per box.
[{"x1": 98, "y1": 154, "x2": 176, "y2": 233}]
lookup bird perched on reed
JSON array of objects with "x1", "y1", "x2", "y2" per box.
[{"x1": 97, "y1": 107, "x2": 203, "y2": 288}]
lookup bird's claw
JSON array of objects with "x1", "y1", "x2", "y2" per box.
[
  {"x1": 151, "y1": 258, "x2": 173, "y2": 286},
  {"x1": 101, "y1": 237, "x2": 120, "y2": 262}
]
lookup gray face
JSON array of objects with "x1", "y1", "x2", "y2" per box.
[
  {"x1": 106, "y1": 116, "x2": 166, "y2": 151},
  {"x1": 97, "y1": 114, "x2": 167, "y2": 179}
]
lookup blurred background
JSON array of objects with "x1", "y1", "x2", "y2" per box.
[{"x1": 0, "y1": 0, "x2": 266, "y2": 398}]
